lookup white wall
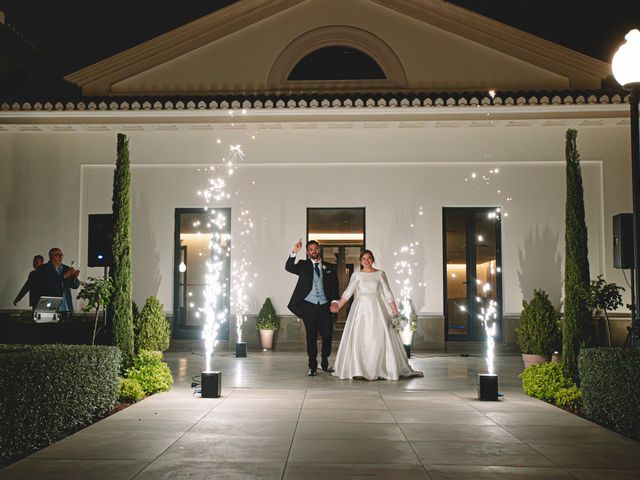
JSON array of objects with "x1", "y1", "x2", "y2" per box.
[{"x1": 0, "y1": 124, "x2": 632, "y2": 322}]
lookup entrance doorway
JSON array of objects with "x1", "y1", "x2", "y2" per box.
[
  {"x1": 443, "y1": 207, "x2": 502, "y2": 342},
  {"x1": 307, "y1": 208, "x2": 365, "y2": 331},
  {"x1": 173, "y1": 208, "x2": 231, "y2": 340}
]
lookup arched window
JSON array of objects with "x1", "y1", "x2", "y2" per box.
[
  {"x1": 268, "y1": 26, "x2": 407, "y2": 91},
  {"x1": 287, "y1": 46, "x2": 386, "y2": 81}
]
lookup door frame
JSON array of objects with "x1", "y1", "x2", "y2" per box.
[
  {"x1": 173, "y1": 207, "x2": 231, "y2": 340},
  {"x1": 442, "y1": 207, "x2": 503, "y2": 342}
]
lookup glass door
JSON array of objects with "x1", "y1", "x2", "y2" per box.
[
  {"x1": 443, "y1": 207, "x2": 502, "y2": 342},
  {"x1": 307, "y1": 207, "x2": 365, "y2": 323},
  {"x1": 173, "y1": 208, "x2": 231, "y2": 340}
]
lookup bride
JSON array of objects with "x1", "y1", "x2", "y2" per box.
[{"x1": 333, "y1": 249, "x2": 423, "y2": 381}]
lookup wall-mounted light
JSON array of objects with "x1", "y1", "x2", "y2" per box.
[{"x1": 179, "y1": 262, "x2": 187, "y2": 273}]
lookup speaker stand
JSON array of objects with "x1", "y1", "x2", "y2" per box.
[
  {"x1": 103, "y1": 266, "x2": 109, "y2": 329},
  {"x1": 629, "y1": 268, "x2": 639, "y2": 347}
]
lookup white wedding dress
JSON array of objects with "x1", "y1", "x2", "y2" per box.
[{"x1": 333, "y1": 270, "x2": 423, "y2": 381}]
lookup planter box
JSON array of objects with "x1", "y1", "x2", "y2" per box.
[{"x1": 522, "y1": 353, "x2": 551, "y2": 368}]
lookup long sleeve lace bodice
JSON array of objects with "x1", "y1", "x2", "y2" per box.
[{"x1": 341, "y1": 270, "x2": 395, "y2": 303}]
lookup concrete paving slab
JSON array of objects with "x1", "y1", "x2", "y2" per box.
[
  {"x1": 283, "y1": 463, "x2": 430, "y2": 479},
  {"x1": 412, "y1": 441, "x2": 556, "y2": 467},
  {"x1": 425, "y1": 465, "x2": 576, "y2": 480},
  {"x1": 288, "y1": 439, "x2": 421, "y2": 464}
]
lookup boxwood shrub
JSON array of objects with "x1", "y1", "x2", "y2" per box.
[
  {"x1": 119, "y1": 377, "x2": 145, "y2": 403},
  {"x1": 520, "y1": 361, "x2": 581, "y2": 411},
  {"x1": 0, "y1": 344, "x2": 121, "y2": 467},
  {"x1": 125, "y1": 349, "x2": 173, "y2": 395},
  {"x1": 579, "y1": 347, "x2": 640, "y2": 440}
]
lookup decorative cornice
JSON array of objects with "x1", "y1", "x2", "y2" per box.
[{"x1": 0, "y1": 89, "x2": 627, "y2": 113}]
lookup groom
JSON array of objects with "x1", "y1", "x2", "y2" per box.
[{"x1": 286, "y1": 239, "x2": 339, "y2": 376}]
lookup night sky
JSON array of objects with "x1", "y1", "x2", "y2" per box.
[{"x1": 0, "y1": 0, "x2": 639, "y2": 76}]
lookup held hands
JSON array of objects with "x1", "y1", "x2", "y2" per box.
[
  {"x1": 292, "y1": 238, "x2": 303, "y2": 254},
  {"x1": 330, "y1": 303, "x2": 339, "y2": 314}
]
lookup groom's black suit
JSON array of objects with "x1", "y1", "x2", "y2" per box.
[{"x1": 286, "y1": 256, "x2": 339, "y2": 371}]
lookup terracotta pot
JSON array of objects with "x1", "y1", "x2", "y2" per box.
[
  {"x1": 551, "y1": 353, "x2": 562, "y2": 363},
  {"x1": 400, "y1": 330, "x2": 414, "y2": 346},
  {"x1": 259, "y1": 329, "x2": 275, "y2": 350},
  {"x1": 521, "y1": 353, "x2": 550, "y2": 368}
]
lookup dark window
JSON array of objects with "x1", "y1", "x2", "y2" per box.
[{"x1": 288, "y1": 46, "x2": 386, "y2": 81}]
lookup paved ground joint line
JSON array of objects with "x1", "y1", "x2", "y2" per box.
[
  {"x1": 281, "y1": 388, "x2": 307, "y2": 480},
  {"x1": 129, "y1": 389, "x2": 224, "y2": 480},
  {"x1": 379, "y1": 389, "x2": 433, "y2": 479}
]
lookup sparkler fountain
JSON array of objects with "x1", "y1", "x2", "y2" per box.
[
  {"x1": 478, "y1": 291, "x2": 499, "y2": 401},
  {"x1": 460, "y1": 158, "x2": 506, "y2": 400},
  {"x1": 393, "y1": 241, "x2": 420, "y2": 358},
  {"x1": 231, "y1": 207, "x2": 255, "y2": 357},
  {"x1": 196, "y1": 141, "x2": 255, "y2": 396}
]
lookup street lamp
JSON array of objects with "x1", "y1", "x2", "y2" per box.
[{"x1": 613, "y1": 29, "x2": 640, "y2": 347}]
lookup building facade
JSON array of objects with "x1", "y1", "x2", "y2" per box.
[{"x1": 0, "y1": 0, "x2": 632, "y2": 350}]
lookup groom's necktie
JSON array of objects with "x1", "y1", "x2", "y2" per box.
[{"x1": 314, "y1": 263, "x2": 320, "y2": 277}]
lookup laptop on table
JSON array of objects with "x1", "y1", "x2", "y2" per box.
[{"x1": 33, "y1": 296, "x2": 63, "y2": 323}]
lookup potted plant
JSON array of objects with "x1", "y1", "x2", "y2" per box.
[
  {"x1": 134, "y1": 296, "x2": 171, "y2": 352},
  {"x1": 77, "y1": 276, "x2": 113, "y2": 345},
  {"x1": 517, "y1": 289, "x2": 561, "y2": 368},
  {"x1": 256, "y1": 298, "x2": 278, "y2": 350}
]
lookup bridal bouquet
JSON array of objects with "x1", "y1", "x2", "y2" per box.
[{"x1": 390, "y1": 314, "x2": 409, "y2": 332}]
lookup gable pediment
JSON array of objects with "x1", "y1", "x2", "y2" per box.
[{"x1": 66, "y1": 0, "x2": 611, "y2": 96}]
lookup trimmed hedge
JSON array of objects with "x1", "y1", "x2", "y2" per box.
[
  {"x1": 0, "y1": 344, "x2": 121, "y2": 467},
  {"x1": 579, "y1": 347, "x2": 640, "y2": 440}
]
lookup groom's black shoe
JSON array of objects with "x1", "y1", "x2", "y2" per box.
[
  {"x1": 308, "y1": 368, "x2": 317, "y2": 376},
  {"x1": 321, "y1": 360, "x2": 334, "y2": 373}
]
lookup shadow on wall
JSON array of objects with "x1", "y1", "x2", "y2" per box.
[
  {"x1": 517, "y1": 224, "x2": 563, "y2": 309},
  {"x1": 131, "y1": 191, "x2": 162, "y2": 304},
  {"x1": 1, "y1": 142, "x2": 60, "y2": 307}
]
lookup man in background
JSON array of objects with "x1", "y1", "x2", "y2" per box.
[
  {"x1": 13, "y1": 254, "x2": 44, "y2": 308},
  {"x1": 32, "y1": 248, "x2": 80, "y2": 318}
]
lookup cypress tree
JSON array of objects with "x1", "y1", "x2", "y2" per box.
[
  {"x1": 563, "y1": 129, "x2": 591, "y2": 380},
  {"x1": 112, "y1": 134, "x2": 135, "y2": 368}
]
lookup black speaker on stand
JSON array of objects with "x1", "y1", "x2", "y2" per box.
[
  {"x1": 613, "y1": 213, "x2": 634, "y2": 269},
  {"x1": 613, "y1": 213, "x2": 636, "y2": 346},
  {"x1": 88, "y1": 214, "x2": 114, "y2": 268},
  {"x1": 88, "y1": 214, "x2": 114, "y2": 343}
]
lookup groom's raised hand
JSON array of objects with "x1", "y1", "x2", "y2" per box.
[{"x1": 292, "y1": 238, "x2": 303, "y2": 254}]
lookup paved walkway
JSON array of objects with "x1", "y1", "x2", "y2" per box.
[{"x1": 1, "y1": 351, "x2": 639, "y2": 479}]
